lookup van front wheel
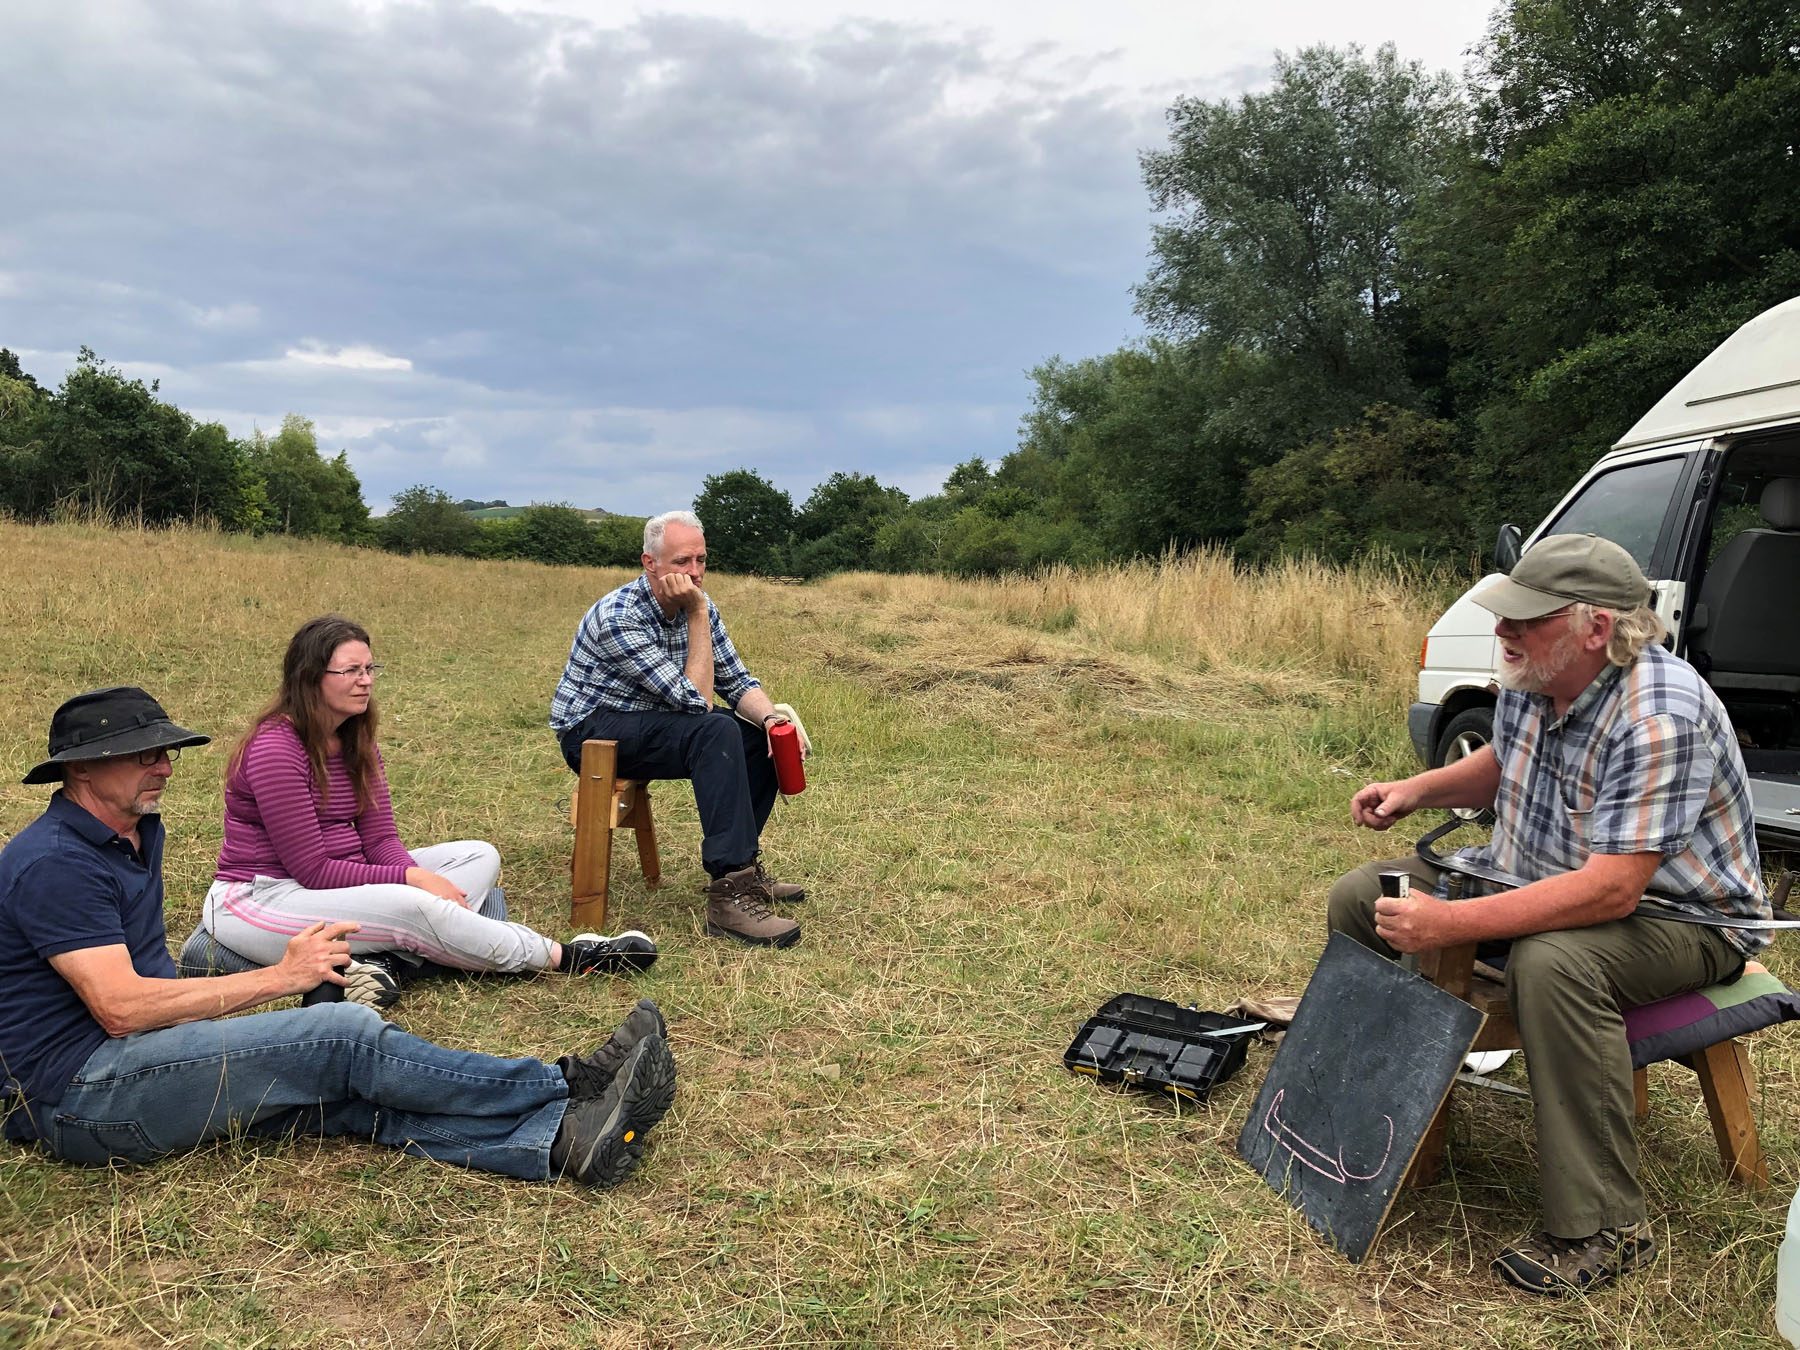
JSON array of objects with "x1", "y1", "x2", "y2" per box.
[{"x1": 1434, "y1": 707, "x2": 1497, "y2": 826}]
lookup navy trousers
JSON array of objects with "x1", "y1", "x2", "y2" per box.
[{"x1": 559, "y1": 706, "x2": 778, "y2": 879}]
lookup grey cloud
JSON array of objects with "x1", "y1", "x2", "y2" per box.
[{"x1": 3, "y1": 0, "x2": 1169, "y2": 511}]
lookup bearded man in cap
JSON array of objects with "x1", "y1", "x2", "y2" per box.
[
  {"x1": 1327, "y1": 534, "x2": 1768, "y2": 1294},
  {"x1": 0, "y1": 686, "x2": 676, "y2": 1189}
]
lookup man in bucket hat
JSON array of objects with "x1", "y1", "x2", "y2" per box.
[
  {"x1": 1325, "y1": 535, "x2": 1768, "y2": 1294},
  {"x1": 1, "y1": 687, "x2": 677, "y2": 1189}
]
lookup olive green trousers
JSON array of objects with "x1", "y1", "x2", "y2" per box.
[{"x1": 1327, "y1": 857, "x2": 1740, "y2": 1237}]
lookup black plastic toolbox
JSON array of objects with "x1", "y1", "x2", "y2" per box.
[{"x1": 1063, "y1": 994, "x2": 1260, "y2": 1104}]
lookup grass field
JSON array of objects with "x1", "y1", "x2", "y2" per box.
[{"x1": 0, "y1": 519, "x2": 1796, "y2": 1348}]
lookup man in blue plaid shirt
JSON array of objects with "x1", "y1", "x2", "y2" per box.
[
  {"x1": 1328, "y1": 534, "x2": 1768, "y2": 1296},
  {"x1": 552, "y1": 511, "x2": 804, "y2": 948}
]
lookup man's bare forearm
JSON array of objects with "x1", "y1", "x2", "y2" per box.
[
  {"x1": 110, "y1": 968, "x2": 297, "y2": 1033},
  {"x1": 685, "y1": 609, "x2": 715, "y2": 706},
  {"x1": 734, "y1": 687, "x2": 776, "y2": 723},
  {"x1": 1378, "y1": 851, "x2": 1662, "y2": 952},
  {"x1": 1407, "y1": 748, "x2": 1502, "y2": 811},
  {"x1": 49, "y1": 948, "x2": 298, "y2": 1036}
]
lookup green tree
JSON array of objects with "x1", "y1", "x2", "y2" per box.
[
  {"x1": 869, "y1": 512, "x2": 935, "y2": 572},
  {"x1": 1472, "y1": 0, "x2": 1799, "y2": 153},
  {"x1": 1007, "y1": 343, "x2": 1252, "y2": 557},
  {"x1": 590, "y1": 513, "x2": 649, "y2": 567},
  {"x1": 942, "y1": 457, "x2": 993, "y2": 505},
  {"x1": 246, "y1": 415, "x2": 371, "y2": 541},
  {"x1": 1240, "y1": 404, "x2": 1468, "y2": 560},
  {"x1": 1138, "y1": 44, "x2": 1464, "y2": 424},
  {"x1": 0, "y1": 350, "x2": 262, "y2": 526},
  {"x1": 380, "y1": 484, "x2": 482, "y2": 556},
  {"x1": 0, "y1": 363, "x2": 52, "y2": 520},
  {"x1": 510, "y1": 503, "x2": 602, "y2": 565},
  {"x1": 0, "y1": 349, "x2": 43, "y2": 396},
  {"x1": 694, "y1": 469, "x2": 795, "y2": 575},
  {"x1": 942, "y1": 508, "x2": 1026, "y2": 577},
  {"x1": 1412, "y1": 0, "x2": 1800, "y2": 533},
  {"x1": 790, "y1": 472, "x2": 909, "y2": 577}
]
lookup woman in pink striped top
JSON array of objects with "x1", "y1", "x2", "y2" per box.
[{"x1": 202, "y1": 615, "x2": 655, "y2": 1008}]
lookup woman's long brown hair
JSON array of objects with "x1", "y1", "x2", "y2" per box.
[{"x1": 228, "y1": 614, "x2": 380, "y2": 814}]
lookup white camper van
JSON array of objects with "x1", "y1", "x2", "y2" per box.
[{"x1": 1411, "y1": 295, "x2": 1800, "y2": 852}]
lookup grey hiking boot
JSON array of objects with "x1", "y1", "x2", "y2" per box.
[
  {"x1": 704, "y1": 867, "x2": 801, "y2": 948},
  {"x1": 751, "y1": 860, "x2": 807, "y2": 904},
  {"x1": 557, "y1": 999, "x2": 669, "y2": 1100},
  {"x1": 1492, "y1": 1222, "x2": 1656, "y2": 1295},
  {"x1": 549, "y1": 1033, "x2": 677, "y2": 1189},
  {"x1": 301, "y1": 953, "x2": 404, "y2": 1013}
]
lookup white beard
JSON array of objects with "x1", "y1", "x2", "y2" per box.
[{"x1": 1496, "y1": 622, "x2": 1584, "y2": 693}]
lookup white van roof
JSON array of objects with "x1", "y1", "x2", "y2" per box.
[{"x1": 1613, "y1": 294, "x2": 1800, "y2": 451}]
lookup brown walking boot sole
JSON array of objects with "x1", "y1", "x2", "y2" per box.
[{"x1": 706, "y1": 917, "x2": 802, "y2": 948}]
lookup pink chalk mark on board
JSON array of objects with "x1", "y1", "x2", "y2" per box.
[{"x1": 1261, "y1": 1089, "x2": 1394, "y2": 1185}]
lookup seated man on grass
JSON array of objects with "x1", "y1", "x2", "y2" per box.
[
  {"x1": 0, "y1": 686, "x2": 675, "y2": 1190},
  {"x1": 1327, "y1": 535, "x2": 1768, "y2": 1295},
  {"x1": 550, "y1": 509, "x2": 807, "y2": 949}
]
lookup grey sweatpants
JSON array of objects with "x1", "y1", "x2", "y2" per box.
[
  {"x1": 203, "y1": 841, "x2": 559, "y2": 974},
  {"x1": 1328, "y1": 856, "x2": 1740, "y2": 1237}
]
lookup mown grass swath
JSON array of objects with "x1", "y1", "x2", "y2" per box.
[{"x1": 0, "y1": 519, "x2": 1793, "y2": 1348}]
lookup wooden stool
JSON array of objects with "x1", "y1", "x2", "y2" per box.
[
  {"x1": 569, "y1": 739, "x2": 662, "y2": 931},
  {"x1": 1407, "y1": 942, "x2": 1768, "y2": 1188}
]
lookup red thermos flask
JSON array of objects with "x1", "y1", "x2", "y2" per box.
[{"x1": 769, "y1": 722, "x2": 806, "y2": 796}]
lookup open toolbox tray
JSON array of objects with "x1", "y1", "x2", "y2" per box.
[{"x1": 1064, "y1": 994, "x2": 1261, "y2": 1104}]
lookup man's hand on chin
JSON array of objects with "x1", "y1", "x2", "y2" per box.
[
  {"x1": 1373, "y1": 893, "x2": 1455, "y2": 954},
  {"x1": 656, "y1": 573, "x2": 707, "y2": 614}
]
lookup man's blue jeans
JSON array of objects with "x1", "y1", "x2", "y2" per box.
[
  {"x1": 40, "y1": 1003, "x2": 568, "y2": 1180},
  {"x1": 559, "y1": 705, "x2": 778, "y2": 879}
]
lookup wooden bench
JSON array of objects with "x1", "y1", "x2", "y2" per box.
[
  {"x1": 1408, "y1": 941, "x2": 1768, "y2": 1188},
  {"x1": 569, "y1": 739, "x2": 661, "y2": 931}
]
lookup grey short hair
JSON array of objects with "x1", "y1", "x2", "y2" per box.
[
  {"x1": 643, "y1": 510, "x2": 703, "y2": 560},
  {"x1": 1572, "y1": 603, "x2": 1669, "y2": 666}
]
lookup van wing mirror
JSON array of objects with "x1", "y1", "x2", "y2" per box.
[{"x1": 1494, "y1": 524, "x2": 1523, "y2": 574}]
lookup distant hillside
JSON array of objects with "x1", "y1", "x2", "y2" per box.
[{"x1": 462, "y1": 505, "x2": 612, "y2": 522}]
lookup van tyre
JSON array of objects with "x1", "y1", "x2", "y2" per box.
[{"x1": 1435, "y1": 706, "x2": 1497, "y2": 826}]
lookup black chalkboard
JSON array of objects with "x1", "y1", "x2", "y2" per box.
[{"x1": 1236, "y1": 933, "x2": 1486, "y2": 1263}]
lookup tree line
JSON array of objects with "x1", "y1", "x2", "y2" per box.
[
  {"x1": 7, "y1": 0, "x2": 1795, "y2": 577},
  {"x1": 0, "y1": 348, "x2": 369, "y2": 543},
  {"x1": 0, "y1": 351, "x2": 648, "y2": 567}
]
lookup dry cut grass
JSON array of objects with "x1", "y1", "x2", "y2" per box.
[{"x1": 0, "y1": 520, "x2": 1794, "y2": 1349}]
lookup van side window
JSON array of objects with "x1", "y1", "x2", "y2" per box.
[
  {"x1": 1543, "y1": 457, "x2": 1685, "y2": 572},
  {"x1": 1705, "y1": 445, "x2": 1800, "y2": 563}
]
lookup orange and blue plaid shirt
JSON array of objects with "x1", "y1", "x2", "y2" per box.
[
  {"x1": 1445, "y1": 643, "x2": 1769, "y2": 956},
  {"x1": 550, "y1": 575, "x2": 760, "y2": 730}
]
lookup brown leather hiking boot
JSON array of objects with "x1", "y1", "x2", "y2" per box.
[
  {"x1": 751, "y1": 860, "x2": 807, "y2": 904},
  {"x1": 705, "y1": 866, "x2": 802, "y2": 947}
]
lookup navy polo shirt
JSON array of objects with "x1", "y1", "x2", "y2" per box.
[{"x1": 0, "y1": 793, "x2": 175, "y2": 1141}]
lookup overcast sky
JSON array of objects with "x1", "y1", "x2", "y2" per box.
[{"x1": 2, "y1": 0, "x2": 1494, "y2": 514}]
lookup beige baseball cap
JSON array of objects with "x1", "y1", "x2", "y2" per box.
[{"x1": 1469, "y1": 533, "x2": 1653, "y2": 620}]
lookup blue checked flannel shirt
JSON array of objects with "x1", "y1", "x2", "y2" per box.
[
  {"x1": 1443, "y1": 642, "x2": 1769, "y2": 956},
  {"x1": 550, "y1": 575, "x2": 760, "y2": 731}
]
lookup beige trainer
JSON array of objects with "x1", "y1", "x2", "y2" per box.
[{"x1": 704, "y1": 867, "x2": 802, "y2": 948}]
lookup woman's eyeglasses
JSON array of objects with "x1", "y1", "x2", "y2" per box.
[{"x1": 324, "y1": 664, "x2": 386, "y2": 680}]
